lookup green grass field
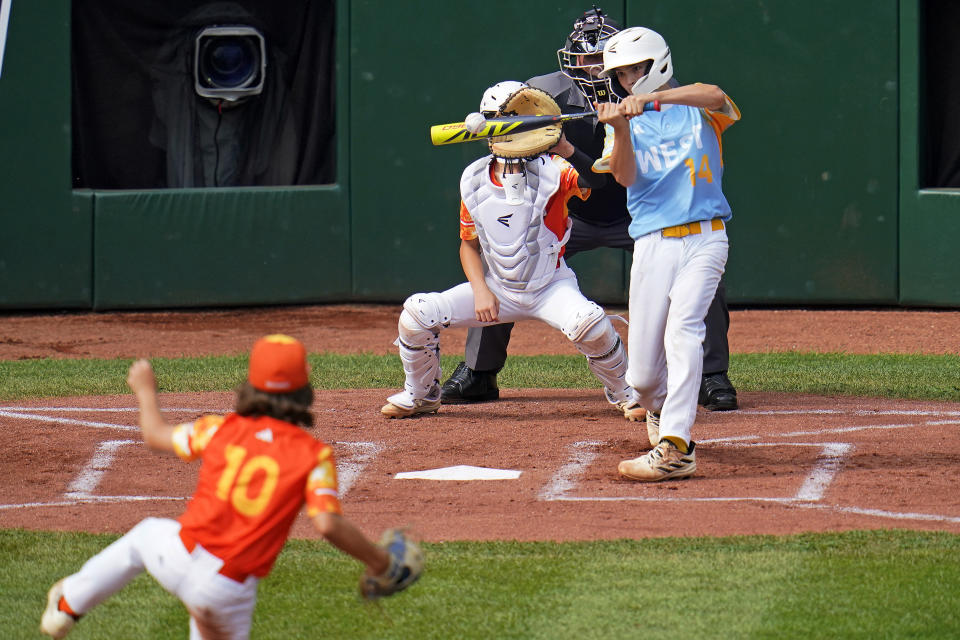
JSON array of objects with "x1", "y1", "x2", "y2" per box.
[{"x1": 4, "y1": 352, "x2": 960, "y2": 638}]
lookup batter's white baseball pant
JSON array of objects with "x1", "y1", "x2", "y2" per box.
[
  {"x1": 626, "y1": 222, "x2": 728, "y2": 445},
  {"x1": 61, "y1": 517, "x2": 259, "y2": 639}
]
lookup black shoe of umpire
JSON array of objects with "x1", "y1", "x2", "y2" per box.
[
  {"x1": 440, "y1": 362, "x2": 500, "y2": 404},
  {"x1": 699, "y1": 372, "x2": 739, "y2": 411}
]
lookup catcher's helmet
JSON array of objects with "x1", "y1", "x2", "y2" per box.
[
  {"x1": 557, "y1": 7, "x2": 622, "y2": 103},
  {"x1": 480, "y1": 80, "x2": 528, "y2": 117},
  {"x1": 599, "y1": 26, "x2": 673, "y2": 97}
]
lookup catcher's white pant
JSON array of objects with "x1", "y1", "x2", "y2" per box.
[
  {"x1": 61, "y1": 517, "x2": 259, "y2": 640},
  {"x1": 390, "y1": 262, "x2": 634, "y2": 408},
  {"x1": 626, "y1": 222, "x2": 728, "y2": 445}
]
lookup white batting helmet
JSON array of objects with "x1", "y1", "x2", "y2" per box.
[
  {"x1": 480, "y1": 81, "x2": 528, "y2": 116},
  {"x1": 599, "y1": 26, "x2": 673, "y2": 96}
]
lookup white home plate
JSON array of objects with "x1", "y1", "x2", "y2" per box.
[{"x1": 395, "y1": 465, "x2": 522, "y2": 480}]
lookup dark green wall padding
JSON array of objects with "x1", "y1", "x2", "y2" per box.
[
  {"x1": 92, "y1": 188, "x2": 351, "y2": 309},
  {"x1": 348, "y1": 1, "x2": 631, "y2": 302},
  {"x1": 0, "y1": 0, "x2": 88, "y2": 308},
  {"x1": 1, "y1": 1, "x2": 958, "y2": 309},
  {"x1": 638, "y1": 1, "x2": 900, "y2": 305},
  {"x1": 898, "y1": 2, "x2": 960, "y2": 306}
]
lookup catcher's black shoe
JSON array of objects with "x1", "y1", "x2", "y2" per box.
[
  {"x1": 440, "y1": 362, "x2": 499, "y2": 404},
  {"x1": 699, "y1": 372, "x2": 738, "y2": 411}
]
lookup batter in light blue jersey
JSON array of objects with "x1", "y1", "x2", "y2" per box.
[{"x1": 594, "y1": 26, "x2": 741, "y2": 483}]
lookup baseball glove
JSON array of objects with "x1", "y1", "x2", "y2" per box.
[
  {"x1": 359, "y1": 528, "x2": 424, "y2": 600},
  {"x1": 489, "y1": 86, "x2": 562, "y2": 159}
]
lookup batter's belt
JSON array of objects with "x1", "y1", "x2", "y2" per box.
[
  {"x1": 662, "y1": 217, "x2": 725, "y2": 238},
  {"x1": 179, "y1": 529, "x2": 251, "y2": 583}
]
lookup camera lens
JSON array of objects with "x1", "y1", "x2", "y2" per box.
[{"x1": 199, "y1": 36, "x2": 259, "y2": 88}]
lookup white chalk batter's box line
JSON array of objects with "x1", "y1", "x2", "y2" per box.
[
  {"x1": 2, "y1": 406, "x2": 960, "y2": 525},
  {"x1": 539, "y1": 439, "x2": 960, "y2": 525},
  {"x1": 0, "y1": 405, "x2": 381, "y2": 510}
]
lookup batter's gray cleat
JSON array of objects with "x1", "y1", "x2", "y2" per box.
[
  {"x1": 40, "y1": 579, "x2": 76, "y2": 639},
  {"x1": 618, "y1": 440, "x2": 696, "y2": 482},
  {"x1": 645, "y1": 411, "x2": 661, "y2": 447}
]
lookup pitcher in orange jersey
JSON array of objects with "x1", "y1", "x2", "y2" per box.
[{"x1": 42, "y1": 335, "x2": 408, "y2": 639}]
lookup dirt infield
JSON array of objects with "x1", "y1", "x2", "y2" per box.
[
  {"x1": 2, "y1": 305, "x2": 959, "y2": 541},
  {"x1": 3, "y1": 305, "x2": 960, "y2": 359}
]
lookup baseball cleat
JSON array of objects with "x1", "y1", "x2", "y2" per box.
[
  {"x1": 621, "y1": 402, "x2": 647, "y2": 422},
  {"x1": 382, "y1": 387, "x2": 442, "y2": 419},
  {"x1": 645, "y1": 411, "x2": 661, "y2": 447},
  {"x1": 699, "y1": 372, "x2": 738, "y2": 411},
  {"x1": 380, "y1": 398, "x2": 442, "y2": 418},
  {"x1": 40, "y1": 579, "x2": 76, "y2": 639},
  {"x1": 618, "y1": 439, "x2": 696, "y2": 482}
]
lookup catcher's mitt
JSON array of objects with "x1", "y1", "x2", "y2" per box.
[
  {"x1": 489, "y1": 86, "x2": 562, "y2": 159},
  {"x1": 360, "y1": 528, "x2": 424, "y2": 600}
]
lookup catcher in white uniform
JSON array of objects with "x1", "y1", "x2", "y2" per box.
[
  {"x1": 381, "y1": 82, "x2": 640, "y2": 419},
  {"x1": 595, "y1": 27, "x2": 741, "y2": 481}
]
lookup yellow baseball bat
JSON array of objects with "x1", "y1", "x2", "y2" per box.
[{"x1": 429, "y1": 102, "x2": 659, "y2": 146}]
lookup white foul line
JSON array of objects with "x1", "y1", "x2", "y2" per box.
[
  {"x1": 795, "y1": 502, "x2": 960, "y2": 524},
  {"x1": 736, "y1": 409, "x2": 960, "y2": 416},
  {"x1": 0, "y1": 409, "x2": 137, "y2": 431},
  {"x1": 0, "y1": 407, "x2": 204, "y2": 413},
  {"x1": 700, "y1": 420, "x2": 960, "y2": 445},
  {"x1": 0, "y1": 407, "x2": 211, "y2": 432}
]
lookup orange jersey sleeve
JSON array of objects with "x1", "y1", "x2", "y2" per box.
[
  {"x1": 305, "y1": 444, "x2": 343, "y2": 517},
  {"x1": 172, "y1": 414, "x2": 224, "y2": 461},
  {"x1": 544, "y1": 156, "x2": 588, "y2": 249},
  {"x1": 459, "y1": 200, "x2": 476, "y2": 241}
]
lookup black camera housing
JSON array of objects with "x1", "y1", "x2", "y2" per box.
[{"x1": 194, "y1": 25, "x2": 266, "y2": 102}]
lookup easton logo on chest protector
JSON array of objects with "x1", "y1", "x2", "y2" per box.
[{"x1": 497, "y1": 213, "x2": 513, "y2": 227}]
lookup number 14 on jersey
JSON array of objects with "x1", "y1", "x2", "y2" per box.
[{"x1": 684, "y1": 154, "x2": 714, "y2": 186}]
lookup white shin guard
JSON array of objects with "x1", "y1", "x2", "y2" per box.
[
  {"x1": 395, "y1": 308, "x2": 442, "y2": 402},
  {"x1": 395, "y1": 337, "x2": 441, "y2": 401},
  {"x1": 574, "y1": 319, "x2": 634, "y2": 406}
]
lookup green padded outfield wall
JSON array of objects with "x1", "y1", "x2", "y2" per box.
[
  {"x1": 1, "y1": 1, "x2": 955, "y2": 309},
  {"x1": 351, "y1": 0, "x2": 901, "y2": 305},
  {"x1": 898, "y1": 2, "x2": 960, "y2": 307},
  {"x1": 0, "y1": 0, "x2": 91, "y2": 308},
  {"x1": 349, "y1": 0, "x2": 631, "y2": 302},
  {"x1": 633, "y1": 1, "x2": 900, "y2": 304},
  {"x1": 92, "y1": 188, "x2": 351, "y2": 309}
]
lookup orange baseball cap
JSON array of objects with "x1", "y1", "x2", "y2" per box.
[{"x1": 248, "y1": 334, "x2": 309, "y2": 392}]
